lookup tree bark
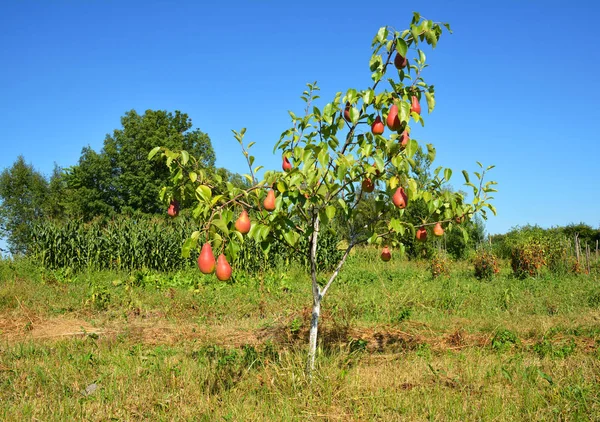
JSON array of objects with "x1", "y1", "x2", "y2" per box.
[
  {"x1": 306, "y1": 213, "x2": 321, "y2": 376},
  {"x1": 306, "y1": 294, "x2": 321, "y2": 375}
]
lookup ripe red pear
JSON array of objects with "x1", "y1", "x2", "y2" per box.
[
  {"x1": 362, "y1": 178, "x2": 375, "y2": 193},
  {"x1": 386, "y1": 104, "x2": 401, "y2": 131},
  {"x1": 392, "y1": 187, "x2": 408, "y2": 209},
  {"x1": 410, "y1": 96, "x2": 421, "y2": 115},
  {"x1": 197, "y1": 243, "x2": 216, "y2": 274},
  {"x1": 167, "y1": 199, "x2": 179, "y2": 217},
  {"x1": 371, "y1": 116, "x2": 384, "y2": 135},
  {"x1": 416, "y1": 226, "x2": 427, "y2": 242},
  {"x1": 455, "y1": 214, "x2": 465, "y2": 224},
  {"x1": 282, "y1": 156, "x2": 292, "y2": 172},
  {"x1": 215, "y1": 254, "x2": 232, "y2": 281},
  {"x1": 263, "y1": 189, "x2": 276, "y2": 211},
  {"x1": 394, "y1": 53, "x2": 408, "y2": 69},
  {"x1": 433, "y1": 222, "x2": 444, "y2": 237},
  {"x1": 399, "y1": 131, "x2": 409, "y2": 149},
  {"x1": 380, "y1": 246, "x2": 392, "y2": 262},
  {"x1": 343, "y1": 102, "x2": 352, "y2": 122},
  {"x1": 235, "y1": 209, "x2": 251, "y2": 234}
]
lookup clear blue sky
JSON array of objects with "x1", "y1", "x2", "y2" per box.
[{"x1": 1, "y1": 0, "x2": 598, "y2": 237}]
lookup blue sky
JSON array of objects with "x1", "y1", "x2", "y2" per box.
[{"x1": 1, "y1": 0, "x2": 598, "y2": 237}]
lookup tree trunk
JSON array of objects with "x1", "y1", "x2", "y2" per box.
[
  {"x1": 306, "y1": 294, "x2": 321, "y2": 375},
  {"x1": 306, "y1": 212, "x2": 321, "y2": 377}
]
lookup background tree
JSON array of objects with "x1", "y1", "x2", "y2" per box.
[
  {"x1": 152, "y1": 14, "x2": 497, "y2": 374},
  {"x1": 0, "y1": 156, "x2": 50, "y2": 255},
  {"x1": 63, "y1": 109, "x2": 216, "y2": 219}
]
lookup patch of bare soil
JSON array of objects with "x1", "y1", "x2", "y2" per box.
[
  {"x1": 0, "y1": 315, "x2": 99, "y2": 342},
  {"x1": 1, "y1": 309, "x2": 597, "y2": 355}
]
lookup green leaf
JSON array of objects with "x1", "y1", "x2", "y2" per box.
[
  {"x1": 363, "y1": 89, "x2": 374, "y2": 105},
  {"x1": 406, "y1": 139, "x2": 419, "y2": 158},
  {"x1": 373, "y1": 155, "x2": 385, "y2": 173},
  {"x1": 180, "y1": 150, "x2": 189, "y2": 165},
  {"x1": 283, "y1": 231, "x2": 300, "y2": 247},
  {"x1": 426, "y1": 144, "x2": 436, "y2": 162},
  {"x1": 425, "y1": 91, "x2": 435, "y2": 113},
  {"x1": 243, "y1": 174, "x2": 253, "y2": 185},
  {"x1": 211, "y1": 218, "x2": 229, "y2": 236},
  {"x1": 147, "y1": 146, "x2": 161, "y2": 160},
  {"x1": 326, "y1": 205, "x2": 336, "y2": 220},
  {"x1": 395, "y1": 38, "x2": 408, "y2": 58},
  {"x1": 349, "y1": 107, "x2": 360, "y2": 124},
  {"x1": 369, "y1": 55, "x2": 382, "y2": 72},
  {"x1": 444, "y1": 168, "x2": 452, "y2": 181},
  {"x1": 376, "y1": 26, "x2": 387, "y2": 43},
  {"x1": 462, "y1": 170, "x2": 470, "y2": 183},
  {"x1": 189, "y1": 171, "x2": 197, "y2": 183},
  {"x1": 181, "y1": 237, "x2": 194, "y2": 258},
  {"x1": 196, "y1": 185, "x2": 212, "y2": 202}
]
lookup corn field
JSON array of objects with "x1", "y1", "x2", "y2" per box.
[{"x1": 29, "y1": 216, "x2": 342, "y2": 273}]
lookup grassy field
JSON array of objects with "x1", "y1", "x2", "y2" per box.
[{"x1": 1, "y1": 249, "x2": 600, "y2": 421}]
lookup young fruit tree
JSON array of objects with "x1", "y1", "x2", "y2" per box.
[{"x1": 149, "y1": 13, "x2": 497, "y2": 374}]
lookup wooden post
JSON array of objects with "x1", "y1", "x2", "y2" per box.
[
  {"x1": 575, "y1": 234, "x2": 580, "y2": 266},
  {"x1": 586, "y1": 244, "x2": 591, "y2": 275}
]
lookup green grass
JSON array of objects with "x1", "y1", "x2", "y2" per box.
[{"x1": 1, "y1": 251, "x2": 600, "y2": 420}]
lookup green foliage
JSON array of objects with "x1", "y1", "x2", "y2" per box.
[
  {"x1": 497, "y1": 225, "x2": 572, "y2": 278},
  {"x1": 28, "y1": 215, "x2": 342, "y2": 273},
  {"x1": 62, "y1": 109, "x2": 217, "y2": 220},
  {"x1": 491, "y1": 329, "x2": 519, "y2": 351},
  {"x1": 473, "y1": 249, "x2": 500, "y2": 280},
  {"x1": 0, "y1": 156, "x2": 51, "y2": 255},
  {"x1": 532, "y1": 339, "x2": 576, "y2": 359},
  {"x1": 151, "y1": 20, "x2": 497, "y2": 283}
]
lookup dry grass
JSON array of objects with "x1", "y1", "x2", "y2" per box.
[{"x1": 1, "y1": 257, "x2": 600, "y2": 420}]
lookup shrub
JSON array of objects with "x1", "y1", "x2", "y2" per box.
[
  {"x1": 473, "y1": 249, "x2": 500, "y2": 280},
  {"x1": 511, "y1": 241, "x2": 546, "y2": 278},
  {"x1": 429, "y1": 253, "x2": 451, "y2": 279}
]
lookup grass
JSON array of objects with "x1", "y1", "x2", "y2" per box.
[{"x1": 1, "y1": 250, "x2": 600, "y2": 420}]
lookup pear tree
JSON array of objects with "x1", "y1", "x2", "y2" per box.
[{"x1": 149, "y1": 13, "x2": 497, "y2": 374}]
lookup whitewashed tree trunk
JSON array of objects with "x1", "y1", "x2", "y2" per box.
[
  {"x1": 306, "y1": 294, "x2": 321, "y2": 375},
  {"x1": 306, "y1": 214, "x2": 321, "y2": 375}
]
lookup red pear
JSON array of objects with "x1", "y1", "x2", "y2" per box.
[
  {"x1": 371, "y1": 116, "x2": 384, "y2": 135},
  {"x1": 343, "y1": 102, "x2": 352, "y2": 122},
  {"x1": 282, "y1": 156, "x2": 292, "y2": 172},
  {"x1": 392, "y1": 187, "x2": 408, "y2": 209},
  {"x1": 394, "y1": 53, "x2": 408, "y2": 69},
  {"x1": 416, "y1": 226, "x2": 427, "y2": 242},
  {"x1": 386, "y1": 104, "x2": 401, "y2": 131},
  {"x1": 399, "y1": 131, "x2": 409, "y2": 149},
  {"x1": 215, "y1": 254, "x2": 232, "y2": 281},
  {"x1": 263, "y1": 189, "x2": 276, "y2": 211},
  {"x1": 380, "y1": 246, "x2": 392, "y2": 262},
  {"x1": 455, "y1": 214, "x2": 465, "y2": 224},
  {"x1": 167, "y1": 199, "x2": 179, "y2": 217},
  {"x1": 411, "y1": 96, "x2": 421, "y2": 115},
  {"x1": 197, "y1": 243, "x2": 216, "y2": 274},
  {"x1": 235, "y1": 209, "x2": 251, "y2": 234},
  {"x1": 362, "y1": 178, "x2": 375, "y2": 193},
  {"x1": 433, "y1": 222, "x2": 444, "y2": 237}
]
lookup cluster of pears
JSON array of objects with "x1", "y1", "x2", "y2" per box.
[
  {"x1": 196, "y1": 209, "x2": 252, "y2": 281},
  {"x1": 380, "y1": 222, "x2": 445, "y2": 262}
]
